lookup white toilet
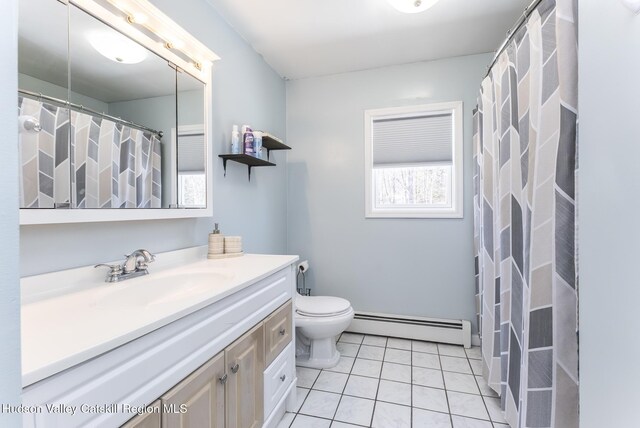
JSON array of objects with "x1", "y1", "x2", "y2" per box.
[{"x1": 295, "y1": 293, "x2": 355, "y2": 369}]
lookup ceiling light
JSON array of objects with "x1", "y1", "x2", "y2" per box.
[
  {"x1": 387, "y1": 0, "x2": 441, "y2": 14},
  {"x1": 88, "y1": 32, "x2": 148, "y2": 64}
]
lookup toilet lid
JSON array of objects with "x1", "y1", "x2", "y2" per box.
[{"x1": 296, "y1": 295, "x2": 352, "y2": 317}]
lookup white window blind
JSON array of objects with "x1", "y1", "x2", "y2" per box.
[
  {"x1": 177, "y1": 133, "x2": 205, "y2": 172},
  {"x1": 372, "y1": 113, "x2": 453, "y2": 166}
]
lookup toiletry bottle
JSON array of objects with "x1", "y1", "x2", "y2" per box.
[
  {"x1": 231, "y1": 125, "x2": 240, "y2": 154},
  {"x1": 253, "y1": 131, "x2": 263, "y2": 159},
  {"x1": 208, "y1": 223, "x2": 224, "y2": 257},
  {"x1": 242, "y1": 125, "x2": 254, "y2": 155}
]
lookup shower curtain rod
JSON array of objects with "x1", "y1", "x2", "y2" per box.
[
  {"x1": 18, "y1": 89, "x2": 163, "y2": 138},
  {"x1": 485, "y1": 0, "x2": 544, "y2": 78}
]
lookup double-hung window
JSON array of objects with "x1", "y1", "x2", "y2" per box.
[{"x1": 364, "y1": 102, "x2": 463, "y2": 218}]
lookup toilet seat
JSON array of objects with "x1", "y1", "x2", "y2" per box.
[{"x1": 296, "y1": 295, "x2": 351, "y2": 317}]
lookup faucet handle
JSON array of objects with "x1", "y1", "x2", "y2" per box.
[{"x1": 94, "y1": 263, "x2": 123, "y2": 283}]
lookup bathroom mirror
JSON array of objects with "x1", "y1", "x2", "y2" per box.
[{"x1": 17, "y1": 0, "x2": 218, "y2": 223}]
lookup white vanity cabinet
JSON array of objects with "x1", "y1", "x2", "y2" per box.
[{"x1": 21, "y1": 252, "x2": 298, "y2": 428}]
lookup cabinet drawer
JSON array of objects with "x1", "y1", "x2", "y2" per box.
[
  {"x1": 263, "y1": 342, "x2": 294, "y2": 418},
  {"x1": 264, "y1": 300, "x2": 292, "y2": 367}
]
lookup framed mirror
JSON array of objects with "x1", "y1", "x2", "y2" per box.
[{"x1": 17, "y1": 0, "x2": 218, "y2": 224}]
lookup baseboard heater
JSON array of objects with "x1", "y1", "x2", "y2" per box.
[{"x1": 347, "y1": 311, "x2": 471, "y2": 348}]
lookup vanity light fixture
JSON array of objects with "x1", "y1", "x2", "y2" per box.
[
  {"x1": 101, "y1": 0, "x2": 216, "y2": 75},
  {"x1": 88, "y1": 31, "x2": 148, "y2": 64},
  {"x1": 386, "y1": 0, "x2": 441, "y2": 14}
]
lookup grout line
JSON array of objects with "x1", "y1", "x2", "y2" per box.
[
  {"x1": 369, "y1": 340, "x2": 387, "y2": 428},
  {"x1": 410, "y1": 340, "x2": 414, "y2": 427},
  {"x1": 435, "y1": 345, "x2": 454, "y2": 428}
]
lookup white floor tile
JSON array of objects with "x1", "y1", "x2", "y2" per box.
[
  {"x1": 295, "y1": 387, "x2": 310, "y2": 412},
  {"x1": 334, "y1": 395, "x2": 375, "y2": 426},
  {"x1": 277, "y1": 412, "x2": 296, "y2": 428},
  {"x1": 343, "y1": 375, "x2": 379, "y2": 399},
  {"x1": 413, "y1": 385, "x2": 449, "y2": 413},
  {"x1": 412, "y1": 366, "x2": 445, "y2": 389},
  {"x1": 451, "y1": 415, "x2": 493, "y2": 428},
  {"x1": 465, "y1": 347, "x2": 482, "y2": 360},
  {"x1": 469, "y1": 359, "x2": 483, "y2": 375},
  {"x1": 483, "y1": 396, "x2": 507, "y2": 423},
  {"x1": 336, "y1": 342, "x2": 359, "y2": 358},
  {"x1": 331, "y1": 422, "x2": 362, "y2": 428},
  {"x1": 440, "y1": 356, "x2": 473, "y2": 374},
  {"x1": 372, "y1": 401, "x2": 411, "y2": 428},
  {"x1": 313, "y1": 371, "x2": 349, "y2": 394},
  {"x1": 299, "y1": 390, "x2": 341, "y2": 419},
  {"x1": 413, "y1": 351, "x2": 441, "y2": 369},
  {"x1": 438, "y1": 344, "x2": 467, "y2": 358},
  {"x1": 381, "y1": 362, "x2": 411, "y2": 383},
  {"x1": 362, "y1": 335, "x2": 387, "y2": 347},
  {"x1": 326, "y1": 356, "x2": 355, "y2": 374},
  {"x1": 413, "y1": 408, "x2": 453, "y2": 428},
  {"x1": 339, "y1": 332, "x2": 364, "y2": 344},
  {"x1": 447, "y1": 391, "x2": 489, "y2": 420},
  {"x1": 443, "y1": 371, "x2": 480, "y2": 395},
  {"x1": 291, "y1": 414, "x2": 332, "y2": 428},
  {"x1": 377, "y1": 379, "x2": 411, "y2": 406},
  {"x1": 384, "y1": 348, "x2": 411, "y2": 365},
  {"x1": 413, "y1": 340, "x2": 438, "y2": 354},
  {"x1": 357, "y1": 345, "x2": 385, "y2": 361},
  {"x1": 297, "y1": 367, "x2": 321, "y2": 388},
  {"x1": 387, "y1": 337, "x2": 412, "y2": 350},
  {"x1": 351, "y1": 358, "x2": 382, "y2": 378}
]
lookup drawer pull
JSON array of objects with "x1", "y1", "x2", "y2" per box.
[
  {"x1": 219, "y1": 373, "x2": 228, "y2": 384},
  {"x1": 231, "y1": 363, "x2": 239, "y2": 373},
  {"x1": 279, "y1": 328, "x2": 286, "y2": 336},
  {"x1": 280, "y1": 374, "x2": 286, "y2": 382}
]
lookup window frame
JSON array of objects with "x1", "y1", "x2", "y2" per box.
[{"x1": 364, "y1": 101, "x2": 464, "y2": 219}]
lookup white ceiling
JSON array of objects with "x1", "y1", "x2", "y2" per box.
[{"x1": 205, "y1": 0, "x2": 531, "y2": 80}]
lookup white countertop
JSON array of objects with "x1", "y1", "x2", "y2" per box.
[{"x1": 21, "y1": 247, "x2": 298, "y2": 387}]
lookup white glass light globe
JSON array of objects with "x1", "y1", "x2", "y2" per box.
[{"x1": 88, "y1": 32, "x2": 148, "y2": 64}]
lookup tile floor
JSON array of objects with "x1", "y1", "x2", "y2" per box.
[{"x1": 278, "y1": 333, "x2": 509, "y2": 428}]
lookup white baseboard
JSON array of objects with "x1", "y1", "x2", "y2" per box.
[
  {"x1": 347, "y1": 311, "x2": 472, "y2": 348},
  {"x1": 471, "y1": 334, "x2": 481, "y2": 347}
]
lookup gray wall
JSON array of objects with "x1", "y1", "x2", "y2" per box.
[
  {"x1": 0, "y1": 0, "x2": 22, "y2": 425},
  {"x1": 286, "y1": 53, "x2": 492, "y2": 332},
  {"x1": 20, "y1": 0, "x2": 288, "y2": 276},
  {"x1": 19, "y1": 73, "x2": 109, "y2": 112},
  {"x1": 579, "y1": 1, "x2": 640, "y2": 426}
]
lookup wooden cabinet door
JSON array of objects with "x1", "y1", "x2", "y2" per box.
[
  {"x1": 121, "y1": 400, "x2": 161, "y2": 428},
  {"x1": 225, "y1": 322, "x2": 265, "y2": 428},
  {"x1": 162, "y1": 351, "x2": 226, "y2": 428}
]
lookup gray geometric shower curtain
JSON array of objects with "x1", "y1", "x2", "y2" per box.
[
  {"x1": 472, "y1": 0, "x2": 578, "y2": 427},
  {"x1": 18, "y1": 96, "x2": 162, "y2": 209}
]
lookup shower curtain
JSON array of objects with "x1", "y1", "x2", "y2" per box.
[
  {"x1": 18, "y1": 97, "x2": 162, "y2": 209},
  {"x1": 473, "y1": 0, "x2": 578, "y2": 427}
]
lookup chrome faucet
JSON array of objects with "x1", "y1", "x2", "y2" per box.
[{"x1": 95, "y1": 249, "x2": 156, "y2": 283}]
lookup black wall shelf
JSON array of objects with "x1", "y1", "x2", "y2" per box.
[
  {"x1": 219, "y1": 154, "x2": 275, "y2": 181},
  {"x1": 262, "y1": 134, "x2": 291, "y2": 160}
]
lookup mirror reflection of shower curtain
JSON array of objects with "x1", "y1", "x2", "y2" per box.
[
  {"x1": 17, "y1": 97, "x2": 162, "y2": 209},
  {"x1": 473, "y1": 0, "x2": 578, "y2": 427}
]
